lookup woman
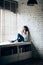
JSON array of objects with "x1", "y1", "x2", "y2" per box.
[
  {"x1": 11, "y1": 26, "x2": 30, "y2": 42},
  {"x1": 18, "y1": 26, "x2": 30, "y2": 42}
]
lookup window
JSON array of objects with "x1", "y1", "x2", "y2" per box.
[{"x1": 0, "y1": 9, "x2": 17, "y2": 42}]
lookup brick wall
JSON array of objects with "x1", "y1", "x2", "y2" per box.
[{"x1": 17, "y1": 0, "x2": 43, "y2": 58}]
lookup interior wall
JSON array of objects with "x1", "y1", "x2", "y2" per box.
[{"x1": 17, "y1": 0, "x2": 43, "y2": 58}]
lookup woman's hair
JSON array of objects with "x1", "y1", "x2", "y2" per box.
[
  {"x1": 24, "y1": 26, "x2": 29, "y2": 32},
  {"x1": 23, "y1": 26, "x2": 30, "y2": 35}
]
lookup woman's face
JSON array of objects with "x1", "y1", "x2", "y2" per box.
[{"x1": 22, "y1": 27, "x2": 26, "y2": 34}]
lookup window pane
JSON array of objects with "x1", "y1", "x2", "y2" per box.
[
  {"x1": 11, "y1": 2, "x2": 18, "y2": 13},
  {"x1": 5, "y1": 1, "x2": 10, "y2": 10},
  {"x1": 0, "y1": 0, "x2": 4, "y2": 8}
]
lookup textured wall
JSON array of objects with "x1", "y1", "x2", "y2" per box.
[{"x1": 17, "y1": 0, "x2": 43, "y2": 58}]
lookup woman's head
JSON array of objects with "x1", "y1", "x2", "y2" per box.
[
  {"x1": 24, "y1": 26, "x2": 29, "y2": 31},
  {"x1": 22, "y1": 26, "x2": 29, "y2": 34}
]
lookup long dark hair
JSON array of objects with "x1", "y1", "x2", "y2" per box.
[{"x1": 24, "y1": 26, "x2": 30, "y2": 34}]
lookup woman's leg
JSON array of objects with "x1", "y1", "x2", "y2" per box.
[{"x1": 17, "y1": 33, "x2": 24, "y2": 42}]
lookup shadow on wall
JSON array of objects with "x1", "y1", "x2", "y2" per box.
[{"x1": 31, "y1": 42, "x2": 42, "y2": 59}]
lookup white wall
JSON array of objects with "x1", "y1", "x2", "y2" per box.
[{"x1": 17, "y1": 0, "x2": 43, "y2": 58}]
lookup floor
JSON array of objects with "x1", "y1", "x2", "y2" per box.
[{"x1": 8, "y1": 58, "x2": 43, "y2": 65}]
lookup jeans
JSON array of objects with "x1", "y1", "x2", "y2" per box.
[
  {"x1": 10, "y1": 33, "x2": 24, "y2": 43},
  {"x1": 17, "y1": 33, "x2": 24, "y2": 42}
]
